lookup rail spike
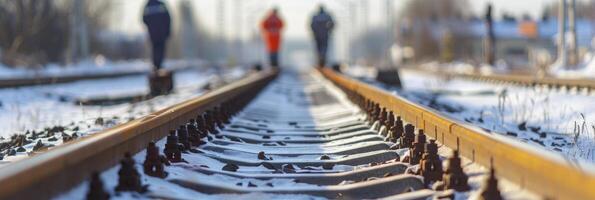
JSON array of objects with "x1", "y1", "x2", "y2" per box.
[
  {"x1": 164, "y1": 130, "x2": 185, "y2": 163},
  {"x1": 143, "y1": 142, "x2": 169, "y2": 178},
  {"x1": 479, "y1": 167, "x2": 503, "y2": 200},
  {"x1": 399, "y1": 124, "x2": 416, "y2": 149},
  {"x1": 115, "y1": 152, "x2": 146, "y2": 193},
  {"x1": 437, "y1": 150, "x2": 470, "y2": 192},
  {"x1": 419, "y1": 139, "x2": 443, "y2": 185},
  {"x1": 86, "y1": 172, "x2": 109, "y2": 200},
  {"x1": 409, "y1": 129, "x2": 427, "y2": 165}
]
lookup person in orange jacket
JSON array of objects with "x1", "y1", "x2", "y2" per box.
[{"x1": 261, "y1": 8, "x2": 284, "y2": 67}]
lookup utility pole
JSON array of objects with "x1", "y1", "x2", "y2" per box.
[
  {"x1": 568, "y1": 0, "x2": 578, "y2": 66},
  {"x1": 235, "y1": 0, "x2": 243, "y2": 65},
  {"x1": 348, "y1": 2, "x2": 356, "y2": 64},
  {"x1": 385, "y1": 0, "x2": 393, "y2": 68},
  {"x1": 484, "y1": 4, "x2": 495, "y2": 66},
  {"x1": 376, "y1": 0, "x2": 401, "y2": 88},
  {"x1": 557, "y1": 0, "x2": 567, "y2": 67},
  {"x1": 217, "y1": 0, "x2": 226, "y2": 62},
  {"x1": 69, "y1": 0, "x2": 89, "y2": 63},
  {"x1": 360, "y1": 0, "x2": 369, "y2": 64}
]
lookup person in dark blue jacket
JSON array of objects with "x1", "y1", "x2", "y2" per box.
[
  {"x1": 143, "y1": 0, "x2": 171, "y2": 70},
  {"x1": 310, "y1": 5, "x2": 335, "y2": 67}
]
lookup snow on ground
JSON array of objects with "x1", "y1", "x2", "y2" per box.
[
  {"x1": 0, "y1": 64, "x2": 247, "y2": 166},
  {"x1": 434, "y1": 147, "x2": 539, "y2": 200},
  {"x1": 345, "y1": 66, "x2": 595, "y2": 164},
  {"x1": 56, "y1": 136, "x2": 537, "y2": 200},
  {"x1": 54, "y1": 70, "x2": 537, "y2": 200},
  {"x1": 0, "y1": 58, "x2": 205, "y2": 79},
  {"x1": 415, "y1": 61, "x2": 510, "y2": 76},
  {"x1": 549, "y1": 52, "x2": 595, "y2": 79},
  {"x1": 55, "y1": 138, "x2": 325, "y2": 200}
]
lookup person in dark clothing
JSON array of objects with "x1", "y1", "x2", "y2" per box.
[
  {"x1": 310, "y1": 5, "x2": 334, "y2": 67},
  {"x1": 143, "y1": 0, "x2": 171, "y2": 70}
]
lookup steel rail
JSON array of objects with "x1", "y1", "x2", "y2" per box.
[
  {"x1": 0, "y1": 71, "x2": 143, "y2": 88},
  {"x1": 404, "y1": 68, "x2": 595, "y2": 91},
  {"x1": 0, "y1": 69, "x2": 278, "y2": 200},
  {"x1": 320, "y1": 68, "x2": 595, "y2": 200}
]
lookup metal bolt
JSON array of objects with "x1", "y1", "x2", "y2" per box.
[
  {"x1": 163, "y1": 130, "x2": 184, "y2": 163},
  {"x1": 177, "y1": 125, "x2": 192, "y2": 150},
  {"x1": 442, "y1": 150, "x2": 471, "y2": 191},
  {"x1": 419, "y1": 139, "x2": 443, "y2": 185},
  {"x1": 115, "y1": 153, "x2": 144, "y2": 192},
  {"x1": 143, "y1": 142, "x2": 169, "y2": 178},
  {"x1": 479, "y1": 167, "x2": 503, "y2": 200},
  {"x1": 409, "y1": 129, "x2": 427, "y2": 165},
  {"x1": 86, "y1": 172, "x2": 109, "y2": 200},
  {"x1": 399, "y1": 124, "x2": 416, "y2": 149}
]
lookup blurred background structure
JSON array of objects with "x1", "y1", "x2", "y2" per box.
[{"x1": 0, "y1": 0, "x2": 592, "y2": 74}]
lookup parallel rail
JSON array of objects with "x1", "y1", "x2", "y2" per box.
[
  {"x1": 1, "y1": 66, "x2": 593, "y2": 199},
  {"x1": 320, "y1": 68, "x2": 595, "y2": 200},
  {"x1": 405, "y1": 68, "x2": 595, "y2": 91},
  {"x1": 0, "y1": 71, "x2": 143, "y2": 88},
  {"x1": 0, "y1": 69, "x2": 277, "y2": 200}
]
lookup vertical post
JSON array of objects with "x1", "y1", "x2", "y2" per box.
[
  {"x1": 235, "y1": 0, "x2": 243, "y2": 65},
  {"x1": 557, "y1": 0, "x2": 567, "y2": 67},
  {"x1": 362, "y1": 0, "x2": 369, "y2": 64},
  {"x1": 375, "y1": 0, "x2": 401, "y2": 88},
  {"x1": 69, "y1": 0, "x2": 89, "y2": 63},
  {"x1": 217, "y1": 0, "x2": 226, "y2": 62},
  {"x1": 349, "y1": 2, "x2": 357, "y2": 64},
  {"x1": 567, "y1": 0, "x2": 578, "y2": 66},
  {"x1": 79, "y1": 0, "x2": 89, "y2": 60},
  {"x1": 484, "y1": 4, "x2": 495, "y2": 66},
  {"x1": 385, "y1": 0, "x2": 393, "y2": 68}
]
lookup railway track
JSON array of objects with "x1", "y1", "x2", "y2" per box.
[
  {"x1": 0, "y1": 71, "x2": 143, "y2": 88},
  {"x1": 0, "y1": 68, "x2": 593, "y2": 199},
  {"x1": 0, "y1": 63, "x2": 197, "y2": 88},
  {"x1": 403, "y1": 67, "x2": 595, "y2": 93}
]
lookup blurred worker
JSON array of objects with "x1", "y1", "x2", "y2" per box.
[
  {"x1": 310, "y1": 5, "x2": 334, "y2": 67},
  {"x1": 261, "y1": 8, "x2": 284, "y2": 67},
  {"x1": 143, "y1": 0, "x2": 171, "y2": 70}
]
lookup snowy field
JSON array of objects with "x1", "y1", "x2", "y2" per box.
[
  {"x1": 345, "y1": 66, "x2": 595, "y2": 164},
  {"x1": 550, "y1": 52, "x2": 595, "y2": 78},
  {"x1": 0, "y1": 58, "x2": 204, "y2": 79},
  {"x1": 0, "y1": 64, "x2": 246, "y2": 166}
]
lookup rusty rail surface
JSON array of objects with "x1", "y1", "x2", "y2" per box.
[
  {"x1": 320, "y1": 68, "x2": 595, "y2": 200},
  {"x1": 404, "y1": 68, "x2": 595, "y2": 91},
  {"x1": 0, "y1": 69, "x2": 278, "y2": 200}
]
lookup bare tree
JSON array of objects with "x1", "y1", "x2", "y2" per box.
[
  {"x1": 0, "y1": 0, "x2": 70, "y2": 67},
  {"x1": 0, "y1": 0, "x2": 117, "y2": 67}
]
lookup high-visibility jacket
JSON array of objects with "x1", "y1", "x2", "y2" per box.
[{"x1": 261, "y1": 13, "x2": 284, "y2": 53}]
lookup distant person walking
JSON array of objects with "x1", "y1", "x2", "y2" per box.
[
  {"x1": 261, "y1": 8, "x2": 284, "y2": 67},
  {"x1": 310, "y1": 5, "x2": 334, "y2": 67},
  {"x1": 143, "y1": 0, "x2": 171, "y2": 70}
]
